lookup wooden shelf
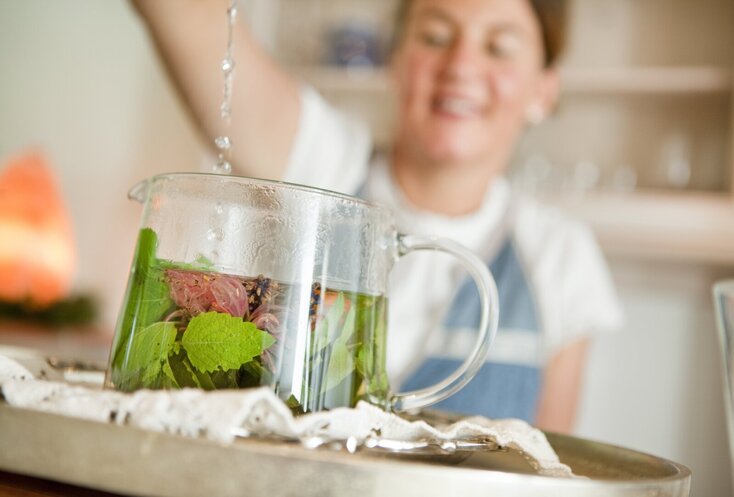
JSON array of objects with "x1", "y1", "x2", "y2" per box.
[
  {"x1": 292, "y1": 65, "x2": 733, "y2": 95},
  {"x1": 561, "y1": 66, "x2": 733, "y2": 95},
  {"x1": 544, "y1": 191, "x2": 734, "y2": 264}
]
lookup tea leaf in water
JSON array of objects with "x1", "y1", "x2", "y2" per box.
[
  {"x1": 141, "y1": 270, "x2": 173, "y2": 320},
  {"x1": 126, "y1": 321, "x2": 178, "y2": 386},
  {"x1": 159, "y1": 254, "x2": 215, "y2": 272},
  {"x1": 284, "y1": 394, "x2": 305, "y2": 415},
  {"x1": 161, "y1": 358, "x2": 180, "y2": 388},
  {"x1": 194, "y1": 254, "x2": 215, "y2": 269},
  {"x1": 113, "y1": 228, "x2": 175, "y2": 372},
  {"x1": 337, "y1": 306, "x2": 356, "y2": 343},
  {"x1": 356, "y1": 346, "x2": 371, "y2": 378},
  {"x1": 312, "y1": 292, "x2": 345, "y2": 353},
  {"x1": 325, "y1": 340, "x2": 354, "y2": 392},
  {"x1": 324, "y1": 307, "x2": 357, "y2": 391},
  {"x1": 182, "y1": 311, "x2": 276, "y2": 373},
  {"x1": 193, "y1": 365, "x2": 219, "y2": 390},
  {"x1": 166, "y1": 350, "x2": 203, "y2": 389}
]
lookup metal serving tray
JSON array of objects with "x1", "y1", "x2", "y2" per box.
[{"x1": 0, "y1": 402, "x2": 690, "y2": 497}]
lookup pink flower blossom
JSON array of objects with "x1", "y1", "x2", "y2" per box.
[{"x1": 166, "y1": 269, "x2": 248, "y2": 318}]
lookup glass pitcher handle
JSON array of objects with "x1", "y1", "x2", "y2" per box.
[{"x1": 390, "y1": 234, "x2": 500, "y2": 412}]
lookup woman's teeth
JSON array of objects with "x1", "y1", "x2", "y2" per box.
[{"x1": 435, "y1": 97, "x2": 480, "y2": 117}]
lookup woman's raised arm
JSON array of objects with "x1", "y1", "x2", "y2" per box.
[{"x1": 132, "y1": 0, "x2": 301, "y2": 179}]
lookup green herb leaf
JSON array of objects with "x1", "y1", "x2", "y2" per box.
[
  {"x1": 239, "y1": 360, "x2": 271, "y2": 388},
  {"x1": 113, "y1": 228, "x2": 172, "y2": 370},
  {"x1": 356, "y1": 345, "x2": 371, "y2": 377},
  {"x1": 193, "y1": 366, "x2": 217, "y2": 390},
  {"x1": 167, "y1": 351, "x2": 202, "y2": 388},
  {"x1": 182, "y1": 311, "x2": 276, "y2": 373},
  {"x1": 208, "y1": 368, "x2": 238, "y2": 389},
  {"x1": 194, "y1": 254, "x2": 215, "y2": 269},
  {"x1": 140, "y1": 269, "x2": 172, "y2": 323},
  {"x1": 284, "y1": 394, "x2": 305, "y2": 415},
  {"x1": 126, "y1": 321, "x2": 178, "y2": 386},
  {"x1": 135, "y1": 227, "x2": 158, "y2": 269},
  {"x1": 324, "y1": 307, "x2": 357, "y2": 392},
  {"x1": 162, "y1": 358, "x2": 180, "y2": 388},
  {"x1": 158, "y1": 253, "x2": 215, "y2": 271},
  {"x1": 312, "y1": 292, "x2": 345, "y2": 353},
  {"x1": 324, "y1": 340, "x2": 355, "y2": 391},
  {"x1": 337, "y1": 306, "x2": 356, "y2": 343}
]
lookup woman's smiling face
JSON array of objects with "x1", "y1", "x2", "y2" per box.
[{"x1": 391, "y1": 0, "x2": 557, "y2": 171}]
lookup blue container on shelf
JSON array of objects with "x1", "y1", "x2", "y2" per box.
[{"x1": 326, "y1": 22, "x2": 383, "y2": 68}]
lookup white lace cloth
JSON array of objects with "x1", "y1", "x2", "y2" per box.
[{"x1": 0, "y1": 353, "x2": 573, "y2": 477}]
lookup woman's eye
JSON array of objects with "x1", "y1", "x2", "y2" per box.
[
  {"x1": 486, "y1": 32, "x2": 521, "y2": 58},
  {"x1": 418, "y1": 28, "x2": 452, "y2": 48}
]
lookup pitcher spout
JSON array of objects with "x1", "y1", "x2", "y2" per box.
[{"x1": 127, "y1": 179, "x2": 149, "y2": 203}]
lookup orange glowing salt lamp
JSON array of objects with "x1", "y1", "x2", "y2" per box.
[{"x1": 0, "y1": 152, "x2": 76, "y2": 308}]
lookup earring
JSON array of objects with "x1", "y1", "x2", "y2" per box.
[{"x1": 525, "y1": 104, "x2": 545, "y2": 126}]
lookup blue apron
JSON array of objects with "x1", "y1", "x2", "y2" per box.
[
  {"x1": 356, "y1": 177, "x2": 543, "y2": 422},
  {"x1": 399, "y1": 237, "x2": 543, "y2": 423}
]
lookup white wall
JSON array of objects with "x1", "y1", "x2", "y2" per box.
[
  {"x1": 578, "y1": 258, "x2": 734, "y2": 497},
  {"x1": 0, "y1": 0, "x2": 206, "y2": 326},
  {"x1": 1, "y1": 2, "x2": 733, "y2": 496}
]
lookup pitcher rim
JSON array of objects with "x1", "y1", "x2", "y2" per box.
[
  {"x1": 714, "y1": 280, "x2": 734, "y2": 295},
  {"x1": 138, "y1": 172, "x2": 388, "y2": 212}
]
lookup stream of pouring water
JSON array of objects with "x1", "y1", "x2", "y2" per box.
[{"x1": 213, "y1": 0, "x2": 238, "y2": 175}]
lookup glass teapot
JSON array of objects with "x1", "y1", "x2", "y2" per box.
[{"x1": 105, "y1": 173, "x2": 499, "y2": 413}]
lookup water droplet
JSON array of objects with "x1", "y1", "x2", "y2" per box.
[
  {"x1": 213, "y1": 157, "x2": 232, "y2": 175},
  {"x1": 207, "y1": 228, "x2": 225, "y2": 242},
  {"x1": 215, "y1": 202, "x2": 225, "y2": 215},
  {"x1": 214, "y1": 0, "x2": 237, "y2": 175},
  {"x1": 220, "y1": 102, "x2": 231, "y2": 119},
  {"x1": 227, "y1": 4, "x2": 238, "y2": 21},
  {"x1": 221, "y1": 57, "x2": 235, "y2": 74},
  {"x1": 215, "y1": 136, "x2": 231, "y2": 151}
]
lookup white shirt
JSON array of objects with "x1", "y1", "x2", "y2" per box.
[{"x1": 285, "y1": 86, "x2": 623, "y2": 381}]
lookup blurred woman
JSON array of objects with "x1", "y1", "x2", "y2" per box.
[{"x1": 131, "y1": 0, "x2": 621, "y2": 432}]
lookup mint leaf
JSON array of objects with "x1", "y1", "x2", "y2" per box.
[
  {"x1": 126, "y1": 321, "x2": 177, "y2": 386},
  {"x1": 194, "y1": 254, "x2": 215, "y2": 269},
  {"x1": 113, "y1": 228, "x2": 161, "y2": 370},
  {"x1": 167, "y1": 351, "x2": 202, "y2": 388},
  {"x1": 140, "y1": 268, "x2": 172, "y2": 323},
  {"x1": 312, "y1": 292, "x2": 345, "y2": 353},
  {"x1": 324, "y1": 340, "x2": 355, "y2": 391},
  {"x1": 135, "y1": 227, "x2": 158, "y2": 269},
  {"x1": 208, "y1": 369, "x2": 239, "y2": 389},
  {"x1": 162, "y1": 358, "x2": 180, "y2": 388},
  {"x1": 158, "y1": 253, "x2": 215, "y2": 271},
  {"x1": 337, "y1": 306, "x2": 356, "y2": 343},
  {"x1": 284, "y1": 395, "x2": 305, "y2": 415},
  {"x1": 356, "y1": 345, "x2": 372, "y2": 377},
  {"x1": 193, "y1": 367, "x2": 217, "y2": 390},
  {"x1": 182, "y1": 312, "x2": 276, "y2": 373},
  {"x1": 324, "y1": 307, "x2": 357, "y2": 392},
  {"x1": 240, "y1": 360, "x2": 271, "y2": 388}
]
